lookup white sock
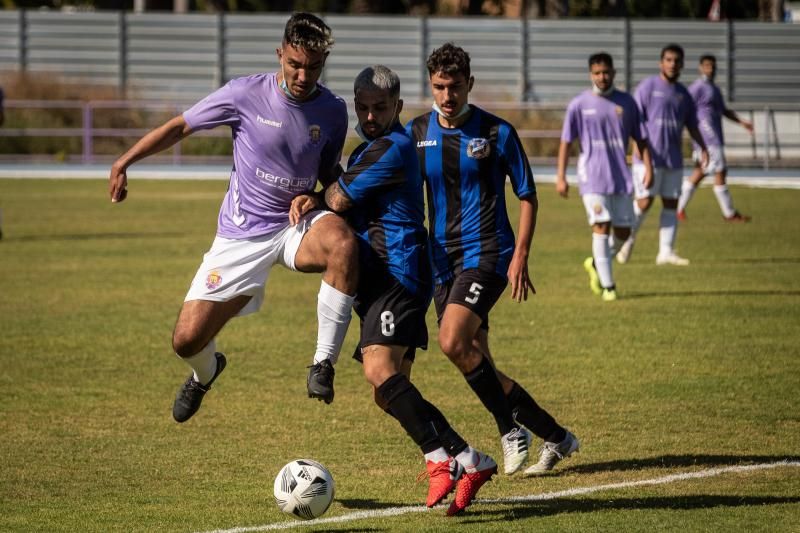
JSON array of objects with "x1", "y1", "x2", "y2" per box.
[
  {"x1": 713, "y1": 184, "x2": 736, "y2": 218},
  {"x1": 314, "y1": 281, "x2": 354, "y2": 365},
  {"x1": 592, "y1": 233, "x2": 614, "y2": 289},
  {"x1": 424, "y1": 447, "x2": 449, "y2": 463},
  {"x1": 658, "y1": 208, "x2": 678, "y2": 257},
  {"x1": 678, "y1": 180, "x2": 696, "y2": 212},
  {"x1": 455, "y1": 446, "x2": 479, "y2": 471},
  {"x1": 181, "y1": 340, "x2": 217, "y2": 385}
]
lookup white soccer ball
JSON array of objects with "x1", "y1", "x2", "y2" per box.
[{"x1": 273, "y1": 459, "x2": 335, "y2": 520}]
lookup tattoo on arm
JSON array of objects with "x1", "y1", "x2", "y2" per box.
[{"x1": 324, "y1": 181, "x2": 354, "y2": 213}]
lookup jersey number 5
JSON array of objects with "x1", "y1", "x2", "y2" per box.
[
  {"x1": 465, "y1": 282, "x2": 484, "y2": 304},
  {"x1": 381, "y1": 311, "x2": 395, "y2": 336}
]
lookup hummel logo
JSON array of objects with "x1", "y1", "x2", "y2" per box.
[
  {"x1": 257, "y1": 115, "x2": 282, "y2": 128},
  {"x1": 417, "y1": 140, "x2": 437, "y2": 147}
]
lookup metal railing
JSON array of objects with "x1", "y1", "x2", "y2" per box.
[{"x1": 1, "y1": 99, "x2": 798, "y2": 169}]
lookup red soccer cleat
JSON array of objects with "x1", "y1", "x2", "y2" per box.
[
  {"x1": 446, "y1": 452, "x2": 497, "y2": 516},
  {"x1": 424, "y1": 457, "x2": 461, "y2": 507}
]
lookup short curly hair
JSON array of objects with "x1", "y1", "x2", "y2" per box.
[
  {"x1": 283, "y1": 12, "x2": 334, "y2": 53},
  {"x1": 426, "y1": 42, "x2": 471, "y2": 80}
]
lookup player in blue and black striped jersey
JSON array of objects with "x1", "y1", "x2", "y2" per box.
[
  {"x1": 408, "y1": 43, "x2": 579, "y2": 476},
  {"x1": 321, "y1": 65, "x2": 496, "y2": 515}
]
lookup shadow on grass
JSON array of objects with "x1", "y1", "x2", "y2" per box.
[
  {"x1": 7, "y1": 231, "x2": 184, "y2": 242},
  {"x1": 557, "y1": 454, "x2": 800, "y2": 475},
  {"x1": 337, "y1": 498, "x2": 406, "y2": 510},
  {"x1": 623, "y1": 290, "x2": 800, "y2": 299},
  {"x1": 463, "y1": 495, "x2": 800, "y2": 522}
]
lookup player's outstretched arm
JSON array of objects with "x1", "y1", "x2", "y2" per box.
[
  {"x1": 555, "y1": 140, "x2": 571, "y2": 198},
  {"x1": 109, "y1": 115, "x2": 193, "y2": 203},
  {"x1": 508, "y1": 196, "x2": 538, "y2": 303},
  {"x1": 723, "y1": 108, "x2": 754, "y2": 134}
]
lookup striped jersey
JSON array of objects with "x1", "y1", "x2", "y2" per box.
[
  {"x1": 407, "y1": 107, "x2": 536, "y2": 284},
  {"x1": 338, "y1": 123, "x2": 431, "y2": 296}
]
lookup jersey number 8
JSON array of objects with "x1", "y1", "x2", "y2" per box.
[{"x1": 380, "y1": 311, "x2": 395, "y2": 336}]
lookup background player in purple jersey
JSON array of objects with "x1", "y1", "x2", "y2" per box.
[
  {"x1": 108, "y1": 13, "x2": 357, "y2": 421},
  {"x1": 557, "y1": 52, "x2": 653, "y2": 301},
  {"x1": 678, "y1": 54, "x2": 754, "y2": 223},
  {"x1": 317, "y1": 65, "x2": 496, "y2": 516},
  {"x1": 617, "y1": 43, "x2": 709, "y2": 266},
  {"x1": 409, "y1": 43, "x2": 579, "y2": 477}
]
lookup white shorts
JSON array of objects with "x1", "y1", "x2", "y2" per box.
[
  {"x1": 184, "y1": 210, "x2": 332, "y2": 317},
  {"x1": 693, "y1": 145, "x2": 726, "y2": 174},
  {"x1": 632, "y1": 164, "x2": 683, "y2": 200},
  {"x1": 582, "y1": 193, "x2": 635, "y2": 227}
]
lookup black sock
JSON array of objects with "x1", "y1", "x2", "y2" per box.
[
  {"x1": 377, "y1": 374, "x2": 441, "y2": 454},
  {"x1": 422, "y1": 399, "x2": 468, "y2": 457},
  {"x1": 507, "y1": 381, "x2": 566, "y2": 442},
  {"x1": 464, "y1": 356, "x2": 516, "y2": 435}
]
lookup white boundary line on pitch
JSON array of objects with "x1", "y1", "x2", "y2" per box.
[{"x1": 197, "y1": 460, "x2": 800, "y2": 533}]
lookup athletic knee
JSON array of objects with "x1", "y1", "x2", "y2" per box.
[
  {"x1": 438, "y1": 332, "x2": 475, "y2": 369},
  {"x1": 172, "y1": 326, "x2": 206, "y2": 358}
]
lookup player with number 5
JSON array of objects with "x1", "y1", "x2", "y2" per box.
[{"x1": 408, "y1": 43, "x2": 579, "y2": 477}]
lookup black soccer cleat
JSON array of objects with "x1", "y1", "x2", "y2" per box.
[
  {"x1": 172, "y1": 352, "x2": 227, "y2": 423},
  {"x1": 307, "y1": 360, "x2": 335, "y2": 404}
]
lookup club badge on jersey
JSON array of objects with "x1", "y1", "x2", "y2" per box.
[
  {"x1": 308, "y1": 125, "x2": 322, "y2": 145},
  {"x1": 467, "y1": 138, "x2": 490, "y2": 159}
]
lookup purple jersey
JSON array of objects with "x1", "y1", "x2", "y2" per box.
[
  {"x1": 633, "y1": 75, "x2": 697, "y2": 169},
  {"x1": 688, "y1": 78, "x2": 725, "y2": 148},
  {"x1": 561, "y1": 89, "x2": 646, "y2": 195},
  {"x1": 183, "y1": 73, "x2": 347, "y2": 238}
]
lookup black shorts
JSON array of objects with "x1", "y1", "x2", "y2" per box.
[
  {"x1": 352, "y1": 273, "x2": 430, "y2": 362},
  {"x1": 433, "y1": 269, "x2": 507, "y2": 331}
]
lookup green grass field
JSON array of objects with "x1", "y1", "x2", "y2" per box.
[{"x1": 1, "y1": 178, "x2": 799, "y2": 532}]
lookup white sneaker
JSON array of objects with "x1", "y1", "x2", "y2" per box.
[
  {"x1": 500, "y1": 426, "x2": 531, "y2": 474},
  {"x1": 655, "y1": 252, "x2": 690, "y2": 266},
  {"x1": 616, "y1": 238, "x2": 635, "y2": 264},
  {"x1": 523, "y1": 430, "x2": 580, "y2": 475}
]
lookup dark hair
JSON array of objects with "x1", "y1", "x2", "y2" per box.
[
  {"x1": 699, "y1": 54, "x2": 716, "y2": 64},
  {"x1": 589, "y1": 52, "x2": 614, "y2": 69},
  {"x1": 426, "y1": 42, "x2": 471, "y2": 80},
  {"x1": 283, "y1": 12, "x2": 334, "y2": 53},
  {"x1": 661, "y1": 43, "x2": 685, "y2": 60}
]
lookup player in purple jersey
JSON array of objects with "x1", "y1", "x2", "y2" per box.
[
  {"x1": 412, "y1": 43, "x2": 579, "y2": 478},
  {"x1": 617, "y1": 43, "x2": 709, "y2": 266},
  {"x1": 317, "y1": 65, "x2": 496, "y2": 516},
  {"x1": 108, "y1": 13, "x2": 357, "y2": 421},
  {"x1": 557, "y1": 52, "x2": 653, "y2": 301},
  {"x1": 678, "y1": 54, "x2": 754, "y2": 223}
]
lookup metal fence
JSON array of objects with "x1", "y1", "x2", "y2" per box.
[
  {"x1": 1, "y1": 11, "x2": 799, "y2": 104},
  {"x1": 2, "y1": 99, "x2": 798, "y2": 168}
]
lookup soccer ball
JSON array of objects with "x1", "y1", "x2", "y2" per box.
[{"x1": 273, "y1": 459, "x2": 335, "y2": 520}]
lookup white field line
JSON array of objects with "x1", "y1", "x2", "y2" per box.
[{"x1": 197, "y1": 460, "x2": 800, "y2": 533}]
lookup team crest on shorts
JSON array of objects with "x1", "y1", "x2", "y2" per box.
[
  {"x1": 593, "y1": 203, "x2": 603, "y2": 214},
  {"x1": 467, "y1": 138, "x2": 490, "y2": 159},
  {"x1": 206, "y1": 270, "x2": 222, "y2": 290},
  {"x1": 308, "y1": 125, "x2": 322, "y2": 145}
]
